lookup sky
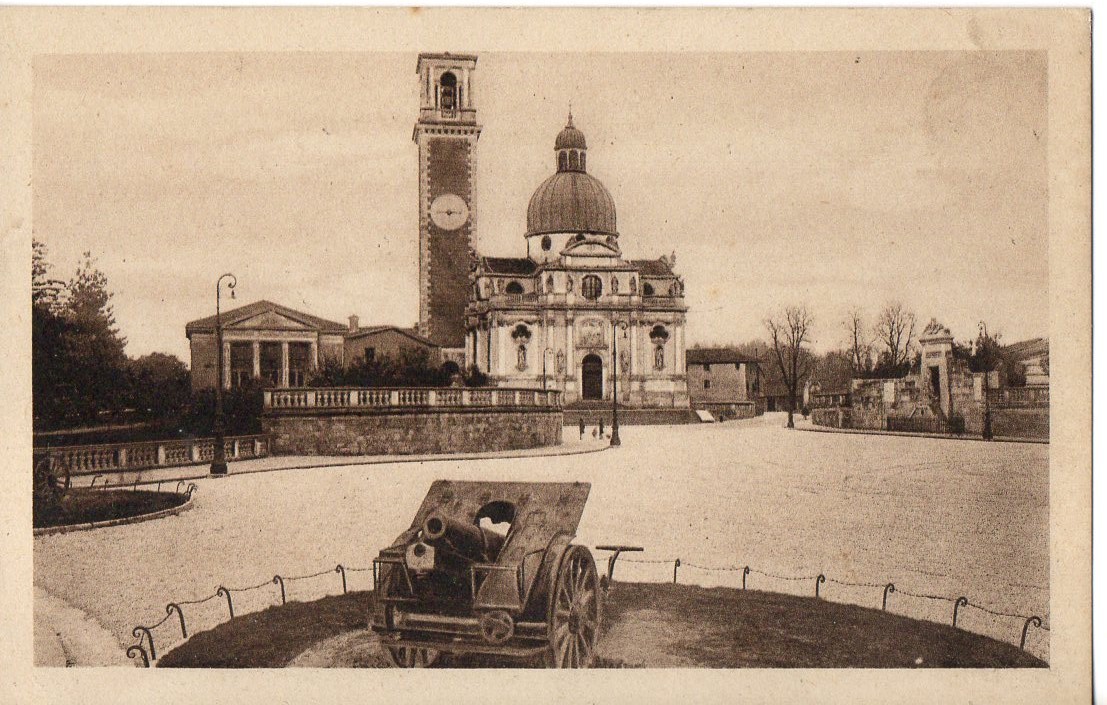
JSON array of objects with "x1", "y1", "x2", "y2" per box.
[{"x1": 32, "y1": 50, "x2": 1048, "y2": 363}]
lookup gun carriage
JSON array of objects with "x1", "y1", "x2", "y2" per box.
[{"x1": 370, "y1": 480, "x2": 602, "y2": 668}]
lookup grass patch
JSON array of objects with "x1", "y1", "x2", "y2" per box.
[
  {"x1": 33, "y1": 489, "x2": 188, "y2": 529},
  {"x1": 160, "y1": 583, "x2": 1045, "y2": 668}
]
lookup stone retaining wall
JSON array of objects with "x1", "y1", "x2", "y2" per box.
[{"x1": 262, "y1": 407, "x2": 563, "y2": 456}]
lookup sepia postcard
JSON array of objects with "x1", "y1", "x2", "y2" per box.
[{"x1": 0, "y1": 7, "x2": 1091, "y2": 705}]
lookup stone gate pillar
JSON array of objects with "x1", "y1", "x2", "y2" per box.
[{"x1": 919, "y1": 320, "x2": 954, "y2": 416}]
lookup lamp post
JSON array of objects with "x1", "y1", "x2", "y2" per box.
[
  {"x1": 210, "y1": 273, "x2": 237, "y2": 476},
  {"x1": 610, "y1": 320, "x2": 628, "y2": 447}
]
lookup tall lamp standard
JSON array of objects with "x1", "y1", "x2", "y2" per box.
[
  {"x1": 210, "y1": 273, "x2": 237, "y2": 476},
  {"x1": 610, "y1": 320, "x2": 628, "y2": 447}
]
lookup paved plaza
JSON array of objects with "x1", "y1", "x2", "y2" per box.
[{"x1": 33, "y1": 414, "x2": 1049, "y2": 664}]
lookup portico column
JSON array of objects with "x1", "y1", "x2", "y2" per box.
[
  {"x1": 310, "y1": 340, "x2": 318, "y2": 370},
  {"x1": 223, "y1": 340, "x2": 231, "y2": 390},
  {"x1": 280, "y1": 341, "x2": 290, "y2": 387},
  {"x1": 251, "y1": 341, "x2": 261, "y2": 379}
]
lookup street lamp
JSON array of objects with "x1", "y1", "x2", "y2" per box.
[
  {"x1": 610, "y1": 320, "x2": 628, "y2": 447},
  {"x1": 210, "y1": 273, "x2": 237, "y2": 476},
  {"x1": 541, "y1": 348, "x2": 555, "y2": 391}
]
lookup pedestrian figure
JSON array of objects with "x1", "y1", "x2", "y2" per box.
[
  {"x1": 579, "y1": 418, "x2": 586, "y2": 440},
  {"x1": 592, "y1": 428, "x2": 598, "y2": 439}
]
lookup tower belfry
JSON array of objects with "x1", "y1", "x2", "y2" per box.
[{"x1": 413, "y1": 53, "x2": 481, "y2": 355}]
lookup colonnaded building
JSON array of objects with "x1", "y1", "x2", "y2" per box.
[
  {"x1": 416, "y1": 52, "x2": 690, "y2": 408},
  {"x1": 187, "y1": 52, "x2": 691, "y2": 409}
]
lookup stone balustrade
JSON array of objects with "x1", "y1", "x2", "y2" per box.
[
  {"x1": 37, "y1": 434, "x2": 271, "y2": 476},
  {"x1": 987, "y1": 386, "x2": 1050, "y2": 408},
  {"x1": 264, "y1": 386, "x2": 563, "y2": 411}
]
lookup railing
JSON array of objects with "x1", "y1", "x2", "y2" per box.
[
  {"x1": 38, "y1": 434, "x2": 271, "y2": 476},
  {"x1": 988, "y1": 386, "x2": 1050, "y2": 408},
  {"x1": 886, "y1": 415, "x2": 965, "y2": 435},
  {"x1": 264, "y1": 387, "x2": 563, "y2": 411}
]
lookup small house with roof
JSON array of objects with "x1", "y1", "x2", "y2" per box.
[{"x1": 686, "y1": 347, "x2": 763, "y2": 419}]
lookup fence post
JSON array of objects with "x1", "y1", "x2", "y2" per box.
[
  {"x1": 672, "y1": 559, "x2": 681, "y2": 584},
  {"x1": 953, "y1": 596, "x2": 968, "y2": 627},
  {"x1": 1020, "y1": 616, "x2": 1042, "y2": 649},
  {"x1": 132, "y1": 626, "x2": 157, "y2": 661},
  {"x1": 336, "y1": 565, "x2": 347, "y2": 594},
  {"x1": 127, "y1": 644, "x2": 150, "y2": 668},
  {"x1": 882, "y1": 583, "x2": 895, "y2": 611},
  {"x1": 217, "y1": 586, "x2": 235, "y2": 619},
  {"x1": 166, "y1": 603, "x2": 187, "y2": 638},
  {"x1": 815, "y1": 574, "x2": 826, "y2": 598}
]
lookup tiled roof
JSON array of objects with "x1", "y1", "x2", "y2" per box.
[
  {"x1": 632, "y1": 258, "x2": 674, "y2": 276},
  {"x1": 346, "y1": 325, "x2": 438, "y2": 347},
  {"x1": 1002, "y1": 337, "x2": 1048, "y2": 361},
  {"x1": 686, "y1": 347, "x2": 761, "y2": 365},
  {"x1": 481, "y1": 257, "x2": 537, "y2": 275},
  {"x1": 185, "y1": 300, "x2": 347, "y2": 335}
]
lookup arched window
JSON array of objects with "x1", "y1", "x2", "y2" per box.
[
  {"x1": 581, "y1": 275, "x2": 603, "y2": 300},
  {"x1": 541, "y1": 235, "x2": 552, "y2": 251},
  {"x1": 649, "y1": 324, "x2": 670, "y2": 344},
  {"x1": 558, "y1": 151, "x2": 568, "y2": 171},
  {"x1": 569, "y1": 151, "x2": 580, "y2": 170},
  {"x1": 440, "y1": 72, "x2": 457, "y2": 111},
  {"x1": 643, "y1": 282, "x2": 655, "y2": 296},
  {"x1": 505, "y1": 280, "x2": 524, "y2": 294},
  {"x1": 511, "y1": 324, "x2": 532, "y2": 343},
  {"x1": 580, "y1": 152, "x2": 586, "y2": 171}
]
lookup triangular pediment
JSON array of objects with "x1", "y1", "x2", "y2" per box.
[
  {"x1": 561, "y1": 239, "x2": 621, "y2": 257},
  {"x1": 229, "y1": 310, "x2": 314, "y2": 331}
]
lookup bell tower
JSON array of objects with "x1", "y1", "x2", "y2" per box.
[{"x1": 414, "y1": 52, "x2": 481, "y2": 354}]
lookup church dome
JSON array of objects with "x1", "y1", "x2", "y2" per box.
[{"x1": 526, "y1": 114, "x2": 617, "y2": 237}]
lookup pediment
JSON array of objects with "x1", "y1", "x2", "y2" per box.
[
  {"x1": 229, "y1": 310, "x2": 314, "y2": 331},
  {"x1": 561, "y1": 239, "x2": 620, "y2": 257}
]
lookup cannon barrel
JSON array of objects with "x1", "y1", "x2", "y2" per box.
[{"x1": 422, "y1": 512, "x2": 506, "y2": 563}]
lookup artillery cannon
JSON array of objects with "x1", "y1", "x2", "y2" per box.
[{"x1": 370, "y1": 480, "x2": 602, "y2": 668}]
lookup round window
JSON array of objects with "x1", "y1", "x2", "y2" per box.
[
  {"x1": 541, "y1": 235, "x2": 552, "y2": 251},
  {"x1": 581, "y1": 275, "x2": 603, "y2": 300}
]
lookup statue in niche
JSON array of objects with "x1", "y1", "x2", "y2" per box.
[
  {"x1": 517, "y1": 344, "x2": 528, "y2": 371},
  {"x1": 620, "y1": 349, "x2": 630, "y2": 374},
  {"x1": 654, "y1": 344, "x2": 665, "y2": 371},
  {"x1": 611, "y1": 276, "x2": 619, "y2": 294},
  {"x1": 630, "y1": 276, "x2": 637, "y2": 294},
  {"x1": 556, "y1": 350, "x2": 566, "y2": 375},
  {"x1": 566, "y1": 276, "x2": 574, "y2": 294}
]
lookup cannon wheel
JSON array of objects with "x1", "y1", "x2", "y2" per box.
[
  {"x1": 382, "y1": 644, "x2": 440, "y2": 668},
  {"x1": 543, "y1": 545, "x2": 600, "y2": 668}
]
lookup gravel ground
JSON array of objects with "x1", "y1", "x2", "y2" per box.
[{"x1": 33, "y1": 413, "x2": 1049, "y2": 663}]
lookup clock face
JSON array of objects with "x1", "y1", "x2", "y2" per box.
[{"x1": 429, "y1": 193, "x2": 470, "y2": 231}]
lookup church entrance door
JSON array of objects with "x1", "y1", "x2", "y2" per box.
[{"x1": 581, "y1": 354, "x2": 603, "y2": 400}]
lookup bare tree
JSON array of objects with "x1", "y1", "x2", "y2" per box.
[
  {"x1": 843, "y1": 308, "x2": 873, "y2": 375},
  {"x1": 763, "y1": 305, "x2": 814, "y2": 429},
  {"x1": 874, "y1": 302, "x2": 916, "y2": 373}
]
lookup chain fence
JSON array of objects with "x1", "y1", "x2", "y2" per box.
[
  {"x1": 125, "y1": 548, "x2": 1049, "y2": 667},
  {"x1": 609, "y1": 551, "x2": 1049, "y2": 661}
]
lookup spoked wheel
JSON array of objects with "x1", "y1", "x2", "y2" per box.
[
  {"x1": 382, "y1": 644, "x2": 440, "y2": 668},
  {"x1": 544, "y1": 545, "x2": 601, "y2": 668}
]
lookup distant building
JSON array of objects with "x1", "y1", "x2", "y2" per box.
[
  {"x1": 344, "y1": 322, "x2": 445, "y2": 370},
  {"x1": 185, "y1": 301, "x2": 441, "y2": 391},
  {"x1": 1002, "y1": 337, "x2": 1049, "y2": 387},
  {"x1": 185, "y1": 300, "x2": 347, "y2": 391},
  {"x1": 686, "y1": 348, "x2": 762, "y2": 418}
]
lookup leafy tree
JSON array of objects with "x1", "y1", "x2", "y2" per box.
[{"x1": 126, "y1": 353, "x2": 191, "y2": 420}]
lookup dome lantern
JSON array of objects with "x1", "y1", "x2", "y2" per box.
[{"x1": 555, "y1": 112, "x2": 588, "y2": 172}]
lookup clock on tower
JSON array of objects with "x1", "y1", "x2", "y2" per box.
[{"x1": 414, "y1": 52, "x2": 481, "y2": 353}]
